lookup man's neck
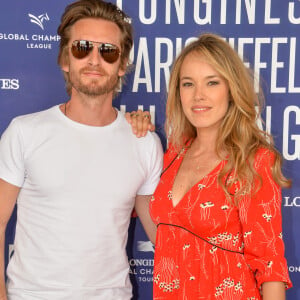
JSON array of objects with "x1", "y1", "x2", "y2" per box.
[{"x1": 62, "y1": 92, "x2": 117, "y2": 127}]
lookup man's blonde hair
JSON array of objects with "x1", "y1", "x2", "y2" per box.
[{"x1": 57, "y1": 0, "x2": 133, "y2": 95}]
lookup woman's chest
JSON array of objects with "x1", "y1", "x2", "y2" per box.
[{"x1": 151, "y1": 174, "x2": 241, "y2": 237}]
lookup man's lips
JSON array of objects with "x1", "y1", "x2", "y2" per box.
[
  {"x1": 81, "y1": 68, "x2": 106, "y2": 77},
  {"x1": 83, "y1": 71, "x2": 103, "y2": 77}
]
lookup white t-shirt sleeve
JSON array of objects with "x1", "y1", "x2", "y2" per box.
[
  {"x1": 137, "y1": 132, "x2": 164, "y2": 195},
  {"x1": 0, "y1": 118, "x2": 26, "y2": 187}
]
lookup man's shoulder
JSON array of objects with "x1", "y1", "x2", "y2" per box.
[
  {"x1": 133, "y1": 130, "x2": 163, "y2": 161},
  {"x1": 13, "y1": 105, "x2": 58, "y2": 123},
  {"x1": 4, "y1": 106, "x2": 60, "y2": 140},
  {"x1": 117, "y1": 112, "x2": 162, "y2": 147},
  {"x1": 8, "y1": 106, "x2": 59, "y2": 133}
]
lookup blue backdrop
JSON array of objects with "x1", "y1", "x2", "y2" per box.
[{"x1": 0, "y1": 0, "x2": 299, "y2": 298}]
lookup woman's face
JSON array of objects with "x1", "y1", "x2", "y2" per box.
[{"x1": 179, "y1": 52, "x2": 230, "y2": 135}]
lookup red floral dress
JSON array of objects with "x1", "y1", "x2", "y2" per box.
[{"x1": 150, "y1": 146, "x2": 292, "y2": 299}]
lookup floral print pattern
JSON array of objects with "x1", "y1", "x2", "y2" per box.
[{"x1": 150, "y1": 146, "x2": 292, "y2": 299}]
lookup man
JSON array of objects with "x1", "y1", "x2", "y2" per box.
[{"x1": 0, "y1": 1, "x2": 163, "y2": 299}]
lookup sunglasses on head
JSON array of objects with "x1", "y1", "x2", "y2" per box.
[{"x1": 71, "y1": 40, "x2": 121, "y2": 64}]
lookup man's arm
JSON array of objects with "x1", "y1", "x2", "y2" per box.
[
  {"x1": 0, "y1": 179, "x2": 20, "y2": 300},
  {"x1": 134, "y1": 195, "x2": 157, "y2": 244}
]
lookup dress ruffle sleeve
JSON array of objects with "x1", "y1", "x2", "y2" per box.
[{"x1": 238, "y1": 148, "x2": 292, "y2": 289}]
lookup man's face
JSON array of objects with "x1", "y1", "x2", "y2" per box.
[{"x1": 62, "y1": 18, "x2": 125, "y2": 97}]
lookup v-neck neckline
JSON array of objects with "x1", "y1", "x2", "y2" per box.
[{"x1": 169, "y1": 146, "x2": 224, "y2": 209}]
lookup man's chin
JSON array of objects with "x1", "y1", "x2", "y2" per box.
[
  {"x1": 75, "y1": 83, "x2": 111, "y2": 96},
  {"x1": 71, "y1": 76, "x2": 118, "y2": 97}
]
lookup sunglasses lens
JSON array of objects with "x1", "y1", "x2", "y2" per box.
[
  {"x1": 100, "y1": 44, "x2": 120, "y2": 63},
  {"x1": 71, "y1": 40, "x2": 120, "y2": 63},
  {"x1": 71, "y1": 40, "x2": 93, "y2": 59}
]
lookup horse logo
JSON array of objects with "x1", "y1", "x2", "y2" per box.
[
  {"x1": 137, "y1": 241, "x2": 155, "y2": 253},
  {"x1": 28, "y1": 13, "x2": 50, "y2": 30}
]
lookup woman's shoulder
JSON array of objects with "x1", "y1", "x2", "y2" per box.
[
  {"x1": 164, "y1": 143, "x2": 179, "y2": 164},
  {"x1": 165, "y1": 140, "x2": 191, "y2": 159},
  {"x1": 253, "y1": 147, "x2": 277, "y2": 169}
]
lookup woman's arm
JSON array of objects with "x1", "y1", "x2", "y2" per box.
[
  {"x1": 238, "y1": 149, "x2": 292, "y2": 291},
  {"x1": 261, "y1": 281, "x2": 286, "y2": 300}
]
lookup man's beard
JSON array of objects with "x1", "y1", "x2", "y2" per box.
[{"x1": 69, "y1": 67, "x2": 119, "y2": 97}]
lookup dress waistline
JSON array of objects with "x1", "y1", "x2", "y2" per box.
[{"x1": 157, "y1": 222, "x2": 244, "y2": 255}]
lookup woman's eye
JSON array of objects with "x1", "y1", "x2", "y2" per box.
[
  {"x1": 182, "y1": 82, "x2": 193, "y2": 87},
  {"x1": 208, "y1": 81, "x2": 219, "y2": 86}
]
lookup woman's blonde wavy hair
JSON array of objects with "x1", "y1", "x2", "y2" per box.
[{"x1": 166, "y1": 33, "x2": 290, "y2": 203}]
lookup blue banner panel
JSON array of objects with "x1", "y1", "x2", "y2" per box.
[{"x1": 0, "y1": 1, "x2": 299, "y2": 299}]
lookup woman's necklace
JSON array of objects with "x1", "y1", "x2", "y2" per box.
[
  {"x1": 195, "y1": 158, "x2": 221, "y2": 171},
  {"x1": 184, "y1": 147, "x2": 221, "y2": 172}
]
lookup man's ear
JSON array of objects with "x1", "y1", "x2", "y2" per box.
[
  {"x1": 61, "y1": 59, "x2": 69, "y2": 73},
  {"x1": 62, "y1": 65, "x2": 69, "y2": 73},
  {"x1": 118, "y1": 58, "x2": 129, "y2": 77},
  {"x1": 118, "y1": 68, "x2": 125, "y2": 77},
  {"x1": 60, "y1": 49, "x2": 70, "y2": 73}
]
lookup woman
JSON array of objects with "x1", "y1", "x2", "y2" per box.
[{"x1": 148, "y1": 33, "x2": 292, "y2": 299}]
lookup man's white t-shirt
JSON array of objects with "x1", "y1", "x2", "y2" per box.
[{"x1": 0, "y1": 105, "x2": 163, "y2": 300}]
